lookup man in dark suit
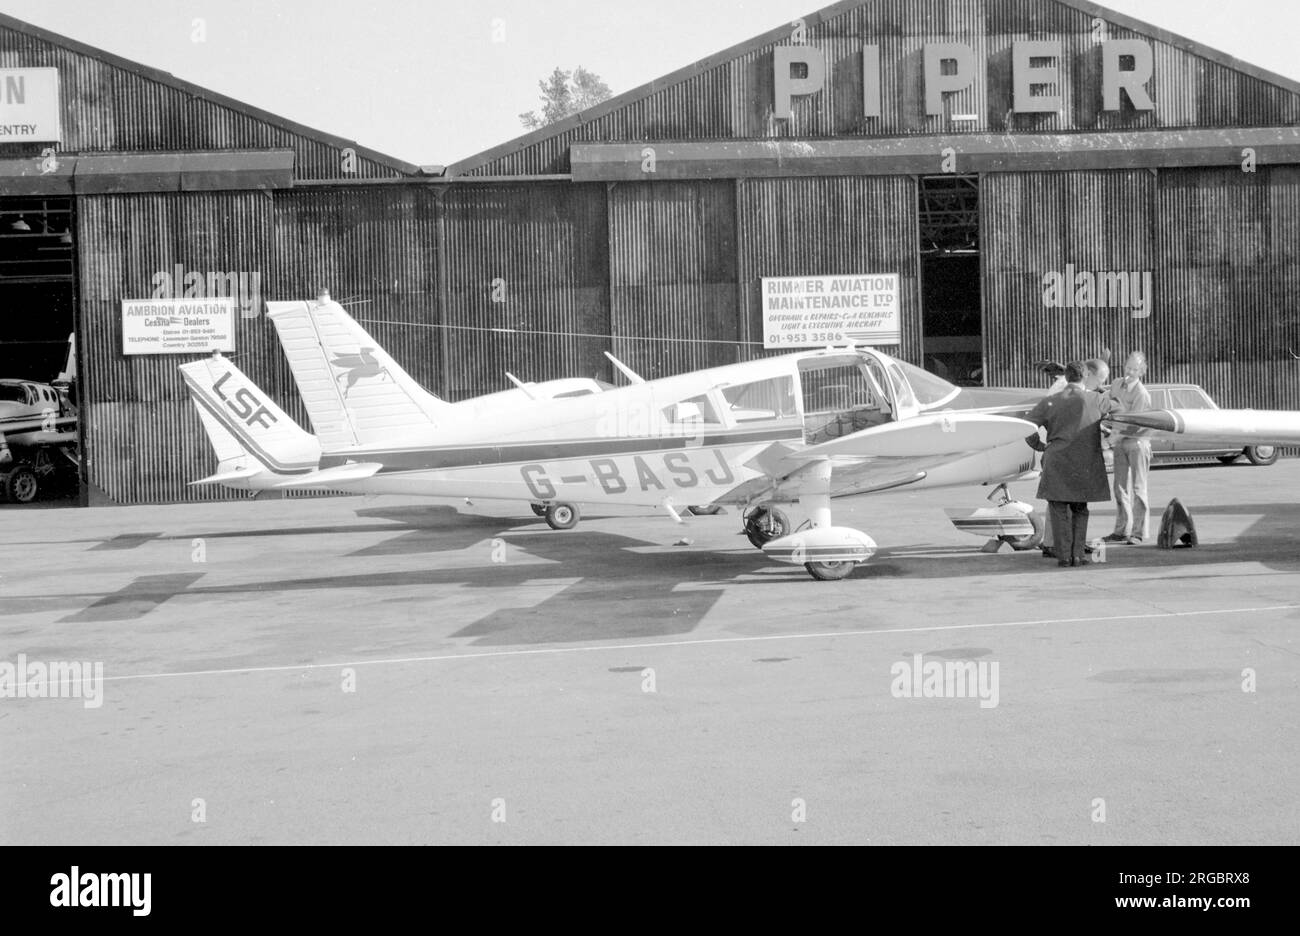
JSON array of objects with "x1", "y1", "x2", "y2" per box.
[{"x1": 1026, "y1": 360, "x2": 1118, "y2": 567}]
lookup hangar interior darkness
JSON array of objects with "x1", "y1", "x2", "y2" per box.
[
  {"x1": 919, "y1": 175, "x2": 982, "y2": 386},
  {"x1": 0, "y1": 196, "x2": 76, "y2": 380}
]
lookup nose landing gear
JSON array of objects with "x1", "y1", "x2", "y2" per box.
[{"x1": 743, "y1": 506, "x2": 790, "y2": 549}]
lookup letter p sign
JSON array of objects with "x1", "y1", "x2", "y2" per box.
[{"x1": 774, "y1": 46, "x2": 826, "y2": 120}]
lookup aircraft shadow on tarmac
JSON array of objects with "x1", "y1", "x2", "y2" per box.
[
  {"x1": 345, "y1": 505, "x2": 551, "y2": 557},
  {"x1": 151, "y1": 505, "x2": 519, "y2": 552},
  {"x1": 32, "y1": 528, "x2": 758, "y2": 643},
  {"x1": 10, "y1": 503, "x2": 1298, "y2": 637},
  {"x1": 861, "y1": 501, "x2": 1300, "y2": 581}
]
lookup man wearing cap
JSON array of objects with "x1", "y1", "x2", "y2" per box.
[
  {"x1": 1102, "y1": 351, "x2": 1153, "y2": 545},
  {"x1": 1025, "y1": 360, "x2": 1118, "y2": 567}
]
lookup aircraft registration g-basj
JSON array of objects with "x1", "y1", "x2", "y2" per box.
[{"x1": 240, "y1": 295, "x2": 1055, "y2": 581}]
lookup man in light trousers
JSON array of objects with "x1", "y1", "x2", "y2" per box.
[{"x1": 1103, "y1": 351, "x2": 1153, "y2": 545}]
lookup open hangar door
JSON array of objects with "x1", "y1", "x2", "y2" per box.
[
  {"x1": 918, "y1": 175, "x2": 983, "y2": 386},
  {"x1": 0, "y1": 195, "x2": 81, "y2": 506}
]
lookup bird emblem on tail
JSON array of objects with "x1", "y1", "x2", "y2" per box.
[{"x1": 329, "y1": 348, "x2": 389, "y2": 396}]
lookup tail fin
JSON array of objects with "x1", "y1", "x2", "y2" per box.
[
  {"x1": 265, "y1": 296, "x2": 450, "y2": 450},
  {"x1": 179, "y1": 355, "x2": 319, "y2": 486},
  {"x1": 57, "y1": 332, "x2": 76, "y2": 384}
]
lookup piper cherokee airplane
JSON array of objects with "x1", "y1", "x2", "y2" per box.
[{"x1": 250, "y1": 295, "x2": 1056, "y2": 581}]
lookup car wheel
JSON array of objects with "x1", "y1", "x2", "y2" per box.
[
  {"x1": 805, "y1": 560, "x2": 855, "y2": 581},
  {"x1": 743, "y1": 506, "x2": 790, "y2": 549},
  {"x1": 545, "y1": 502, "x2": 580, "y2": 530},
  {"x1": 1246, "y1": 445, "x2": 1279, "y2": 467},
  {"x1": 3, "y1": 465, "x2": 39, "y2": 504}
]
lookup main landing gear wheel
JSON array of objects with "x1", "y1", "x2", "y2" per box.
[
  {"x1": 998, "y1": 510, "x2": 1044, "y2": 551},
  {"x1": 804, "y1": 560, "x2": 855, "y2": 581},
  {"x1": 530, "y1": 502, "x2": 547, "y2": 517},
  {"x1": 743, "y1": 506, "x2": 790, "y2": 549},
  {"x1": 1246, "y1": 445, "x2": 1279, "y2": 466},
  {"x1": 545, "y1": 502, "x2": 580, "y2": 530}
]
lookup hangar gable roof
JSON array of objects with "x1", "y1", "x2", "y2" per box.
[
  {"x1": 447, "y1": 0, "x2": 1300, "y2": 178},
  {"x1": 0, "y1": 12, "x2": 421, "y2": 182}
]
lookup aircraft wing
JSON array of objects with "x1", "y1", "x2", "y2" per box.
[
  {"x1": 723, "y1": 412, "x2": 1037, "y2": 502},
  {"x1": 796, "y1": 412, "x2": 1035, "y2": 460},
  {"x1": 1107, "y1": 409, "x2": 1300, "y2": 446}
]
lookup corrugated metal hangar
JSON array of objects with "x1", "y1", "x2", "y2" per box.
[{"x1": 2, "y1": 0, "x2": 1299, "y2": 506}]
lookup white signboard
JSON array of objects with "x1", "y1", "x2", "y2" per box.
[
  {"x1": 0, "y1": 69, "x2": 61, "y2": 143},
  {"x1": 762, "y1": 274, "x2": 900, "y2": 348},
  {"x1": 122, "y1": 298, "x2": 236, "y2": 355}
]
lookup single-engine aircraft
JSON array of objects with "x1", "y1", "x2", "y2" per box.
[{"x1": 254, "y1": 295, "x2": 1058, "y2": 580}]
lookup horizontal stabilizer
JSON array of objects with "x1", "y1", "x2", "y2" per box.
[
  {"x1": 189, "y1": 466, "x2": 265, "y2": 486},
  {"x1": 273, "y1": 462, "x2": 384, "y2": 488}
]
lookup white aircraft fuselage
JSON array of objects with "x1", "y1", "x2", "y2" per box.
[{"x1": 309, "y1": 349, "x2": 1038, "y2": 509}]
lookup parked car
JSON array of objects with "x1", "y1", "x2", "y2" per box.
[{"x1": 1107, "y1": 383, "x2": 1279, "y2": 467}]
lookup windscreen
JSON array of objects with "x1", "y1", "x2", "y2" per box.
[{"x1": 890, "y1": 360, "x2": 960, "y2": 408}]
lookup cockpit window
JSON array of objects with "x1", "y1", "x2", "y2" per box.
[
  {"x1": 800, "y1": 360, "x2": 887, "y2": 414},
  {"x1": 0, "y1": 384, "x2": 26, "y2": 403},
  {"x1": 886, "y1": 365, "x2": 917, "y2": 410},
  {"x1": 720, "y1": 376, "x2": 797, "y2": 423},
  {"x1": 662, "y1": 394, "x2": 721, "y2": 424},
  {"x1": 798, "y1": 355, "x2": 895, "y2": 443}
]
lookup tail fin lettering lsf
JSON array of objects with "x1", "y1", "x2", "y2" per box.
[
  {"x1": 265, "y1": 295, "x2": 452, "y2": 451},
  {"x1": 179, "y1": 355, "x2": 319, "y2": 487}
]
